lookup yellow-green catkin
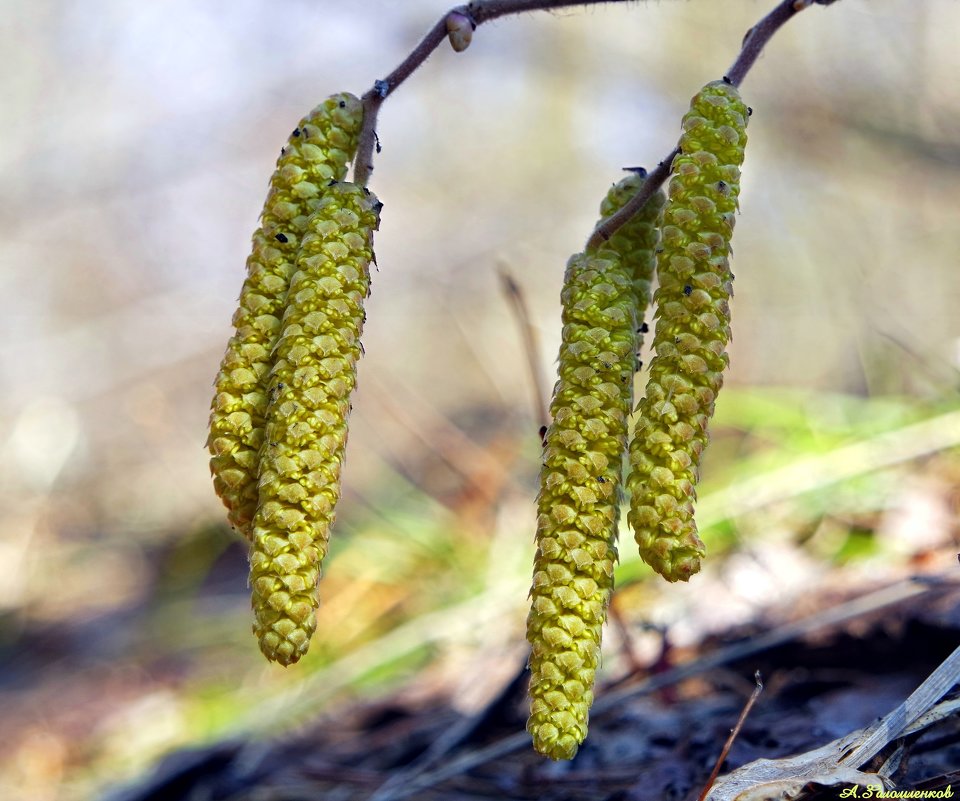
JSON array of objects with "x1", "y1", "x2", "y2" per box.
[
  {"x1": 592, "y1": 170, "x2": 668, "y2": 350},
  {"x1": 207, "y1": 93, "x2": 364, "y2": 538},
  {"x1": 526, "y1": 175, "x2": 666, "y2": 761},
  {"x1": 249, "y1": 182, "x2": 381, "y2": 666},
  {"x1": 627, "y1": 80, "x2": 749, "y2": 582}
]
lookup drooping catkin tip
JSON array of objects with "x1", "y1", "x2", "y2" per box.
[
  {"x1": 253, "y1": 588, "x2": 317, "y2": 666},
  {"x1": 634, "y1": 520, "x2": 705, "y2": 582},
  {"x1": 529, "y1": 719, "x2": 584, "y2": 761},
  {"x1": 445, "y1": 11, "x2": 475, "y2": 52}
]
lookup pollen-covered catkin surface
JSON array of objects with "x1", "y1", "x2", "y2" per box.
[
  {"x1": 250, "y1": 183, "x2": 380, "y2": 666},
  {"x1": 527, "y1": 176, "x2": 664, "y2": 761},
  {"x1": 627, "y1": 80, "x2": 749, "y2": 582},
  {"x1": 591, "y1": 172, "x2": 667, "y2": 352},
  {"x1": 207, "y1": 93, "x2": 363, "y2": 538}
]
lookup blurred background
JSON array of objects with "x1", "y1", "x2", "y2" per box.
[{"x1": 2, "y1": 1, "x2": 959, "y2": 799}]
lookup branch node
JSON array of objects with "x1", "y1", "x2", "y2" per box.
[{"x1": 374, "y1": 79, "x2": 390, "y2": 99}]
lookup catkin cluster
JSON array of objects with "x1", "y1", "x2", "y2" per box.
[
  {"x1": 527, "y1": 174, "x2": 665, "y2": 761},
  {"x1": 208, "y1": 93, "x2": 364, "y2": 538},
  {"x1": 208, "y1": 94, "x2": 381, "y2": 665},
  {"x1": 627, "y1": 80, "x2": 748, "y2": 582},
  {"x1": 528, "y1": 79, "x2": 749, "y2": 760},
  {"x1": 206, "y1": 74, "x2": 750, "y2": 762}
]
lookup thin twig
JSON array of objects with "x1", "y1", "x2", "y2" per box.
[
  {"x1": 586, "y1": 150, "x2": 678, "y2": 251},
  {"x1": 471, "y1": 0, "x2": 630, "y2": 18},
  {"x1": 697, "y1": 671, "x2": 765, "y2": 801},
  {"x1": 606, "y1": 598, "x2": 646, "y2": 675},
  {"x1": 353, "y1": 0, "x2": 637, "y2": 186},
  {"x1": 588, "y1": 0, "x2": 821, "y2": 249},
  {"x1": 725, "y1": 0, "x2": 809, "y2": 86},
  {"x1": 707, "y1": 646, "x2": 960, "y2": 801},
  {"x1": 497, "y1": 264, "x2": 550, "y2": 433},
  {"x1": 353, "y1": 16, "x2": 449, "y2": 186},
  {"x1": 354, "y1": 0, "x2": 833, "y2": 222}
]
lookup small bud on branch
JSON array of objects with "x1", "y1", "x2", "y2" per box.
[{"x1": 446, "y1": 11, "x2": 476, "y2": 52}]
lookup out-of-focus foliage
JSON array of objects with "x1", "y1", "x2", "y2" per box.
[{"x1": 1, "y1": 2, "x2": 959, "y2": 799}]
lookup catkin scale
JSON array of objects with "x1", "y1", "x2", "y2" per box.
[
  {"x1": 207, "y1": 93, "x2": 363, "y2": 538},
  {"x1": 627, "y1": 80, "x2": 749, "y2": 582},
  {"x1": 526, "y1": 175, "x2": 665, "y2": 761},
  {"x1": 250, "y1": 183, "x2": 381, "y2": 666}
]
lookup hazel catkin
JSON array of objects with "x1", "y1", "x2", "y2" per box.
[
  {"x1": 592, "y1": 170, "x2": 667, "y2": 354},
  {"x1": 526, "y1": 174, "x2": 665, "y2": 760},
  {"x1": 207, "y1": 93, "x2": 363, "y2": 538},
  {"x1": 626, "y1": 80, "x2": 749, "y2": 582},
  {"x1": 249, "y1": 182, "x2": 381, "y2": 666}
]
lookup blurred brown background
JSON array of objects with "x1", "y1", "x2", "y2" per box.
[{"x1": 2, "y1": 1, "x2": 960, "y2": 799}]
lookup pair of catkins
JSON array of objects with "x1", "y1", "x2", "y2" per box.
[
  {"x1": 207, "y1": 78, "x2": 748, "y2": 757},
  {"x1": 207, "y1": 92, "x2": 380, "y2": 666},
  {"x1": 527, "y1": 79, "x2": 750, "y2": 759}
]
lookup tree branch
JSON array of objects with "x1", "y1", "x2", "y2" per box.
[
  {"x1": 725, "y1": 0, "x2": 810, "y2": 87},
  {"x1": 470, "y1": 0, "x2": 632, "y2": 20},
  {"x1": 353, "y1": 0, "x2": 843, "y2": 236},
  {"x1": 353, "y1": 0, "x2": 637, "y2": 186},
  {"x1": 587, "y1": 0, "x2": 829, "y2": 250}
]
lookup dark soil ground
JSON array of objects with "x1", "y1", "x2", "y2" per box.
[{"x1": 104, "y1": 577, "x2": 960, "y2": 801}]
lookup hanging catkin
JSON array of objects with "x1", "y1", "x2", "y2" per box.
[
  {"x1": 208, "y1": 93, "x2": 363, "y2": 538},
  {"x1": 627, "y1": 80, "x2": 749, "y2": 582},
  {"x1": 526, "y1": 174, "x2": 665, "y2": 760},
  {"x1": 250, "y1": 182, "x2": 381, "y2": 666},
  {"x1": 594, "y1": 170, "x2": 667, "y2": 353}
]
